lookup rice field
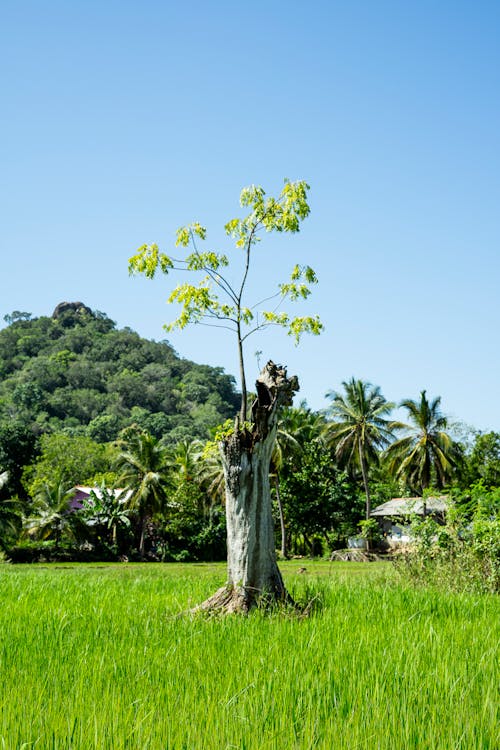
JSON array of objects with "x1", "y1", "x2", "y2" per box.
[{"x1": 0, "y1": 561, "x2": 498, "y2": 749}]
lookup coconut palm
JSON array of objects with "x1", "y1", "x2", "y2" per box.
[
  {"x1": 169, "y1": 439, "x2": 203, "y2": 482},
  {"x1": 198, "y1": 441, "x2": 225, "y2": 507},
  {"x1": 115, "y1": 429, "x2": 169, "y2": 557},
  {"x1": 325, "y1": 379, "x2": 399, "y2": 519},
  {"x1": 385, "y1": 390, "x2": 459, "y2": 495},
  {"x1": 24, "y1": 480, "x2": 76, "y2": 548},
  {"x1": 168, "y1": 438, "x2": 214, "y2": 517}
]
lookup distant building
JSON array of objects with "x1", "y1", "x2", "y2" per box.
[
  {"x1": 71, "y1": 485, "x2": 133, "y2": 511},
  {"x1": 370, "y1": 496, "x2": 448, "y2": 545}
]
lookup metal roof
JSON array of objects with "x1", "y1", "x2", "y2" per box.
[
  {"x1": 73, "y1": 486, "x2": 133, "y2": 504},
  {"x1": 370, "y1": 496, "x2": 448, "y2": 517}
]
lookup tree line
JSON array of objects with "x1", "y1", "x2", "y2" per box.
[{"x1": 1, "y1": 365, "x2": 498, "y2": 562}]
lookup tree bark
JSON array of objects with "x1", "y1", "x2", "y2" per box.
[{"x1": 197, "y1": 361, "x2": 298, "y2": 613}]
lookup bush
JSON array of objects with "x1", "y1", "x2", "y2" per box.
[
  {"x1": 395, "y1": 510, "x2": 500, "y2": 594},
  {"x1": 158, "y1": 509, "x2": 227, "y2": 563},
  {"x1": 7, "y1": 540, "x2": 118, "y2": 563}
]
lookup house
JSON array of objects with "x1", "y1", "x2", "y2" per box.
[
  {"x1": 370, "y1": 496, "x2": 448, "y2": 545},
  {"x1": 70, "y1": 486, "x2": 133, "y2": 511}
]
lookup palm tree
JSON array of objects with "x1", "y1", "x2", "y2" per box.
[
  {"x1": 385, "y1": 390, "x2": 459, "y2": 496},
  {"x1": 325, "y1": 379, "x2": 399, "y2": 520},
  {"x1": 115, "y1": 429, "x2": 169, "y2": 557},
  {"x1": 198, "y1": 441, "x2": 225, "y2": 508},
  {"x1": 24, "y1": 480, "x2": 76, "y2": 548},
  {"x1": 169, "y1": 439, "x2": 203, "y2": 482}
]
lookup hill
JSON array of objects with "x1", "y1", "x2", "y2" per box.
[{"x1": 0, "y1": 304, "x2": 240, "y2": 446}]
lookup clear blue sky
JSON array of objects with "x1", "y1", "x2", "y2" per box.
[{"x1": 1, "y1": 1, "x2": 499, "y2": 432}]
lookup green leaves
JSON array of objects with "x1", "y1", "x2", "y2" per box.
[
  {"x1": 166, "y1": 282, "x2": 219, "y2": 330},
  {"x1": 261, "y1": 312, "x2": 323, "y2": 344},
  {"x1": 175, "y1": 222, "x2": 207, "y2": 246},
  {"x1": 128, "y1": 244, "x2": 173, "y2": 278},
  {"x1": 288, "y1": 316, "x2": 323, "y2": 342},
  {"x1": 230, "y1": 179, "x2": 311, "y2": 242},
  {"x1": 279, "y1": 264, "x2": 318, "y2": 301},
  {"x1": 186, "y1": 251, "x2": 228, "y2": 271},
  {"x1": 129, "y1": 179, "x2": 322, "y2": 414},
  {"x1": 165, "y1": 281, "x2": 241, "y2": 332}
]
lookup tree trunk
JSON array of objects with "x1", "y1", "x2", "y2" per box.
[
  {"x1": 139, "y1": 516, "x2": 146, "y2": 558},
  {"x1": 358, "y1": 443, "x2": 372, "y2": 521},
  {"x1": 237, "y1": 323, "x2": 248, "y2": 423},
  {"x1": 197, "y1": 361, "x2": 298, "y2": 613}
]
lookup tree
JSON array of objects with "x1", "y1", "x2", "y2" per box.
[
  {"x1": 280, "y1": 441, "x2": 361, "y2": 555},
  {"x1": 167, "y1": 438, "x2": 210, "y2": 517},
  {"x1": 465, "y1": 432, "x2": 500, "y2": 489},
  {"x1": 129, "y1": 180, "x2": 322, "y2": 611},
  {"x1": 129, "y1": 180, "x2": 321, "y2": 424},
  {"x1": 198, "y1": 439, "x2": 226, "y2": 507},
  {"x1": 325, "y1": 379, "x2": 398, "y2": 520},
  {"x1": 22, "y1": 433, "x2": 114, "y2": 499},
  {"x1": 0, "y1": 420, "x2": 39, "y2": 499},
  {"x1": 23, "y1": 480, "x2": 76, "y2": 548},
  {"x1": 115, "y1": 428, "x2": 169, "y2": 557},
  {"x1": 0, "y1": 471, "x2": 22, "y2": 551},
  {"x1": 271, "y1": 414, "x2": 301, "y2": 559},
  {"x1": 271, "y1": 404, "x2": 326, "y2": 558},
  {"x1": 3, "y1": 311, "x2": 32, "y2": 325},
  {"x1": 385, "y1": 390, "x2": 460, "y2": 495},
  {"x1": 80, "y1": 482, "x2": 131, "y2": 549},
  {"x1": 169, "y1": 438, "x2": 203, "y2": 484}
]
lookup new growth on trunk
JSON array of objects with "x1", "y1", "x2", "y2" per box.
[{"x1": 197, "y1": 361, "x2": 299, "y2": 613}]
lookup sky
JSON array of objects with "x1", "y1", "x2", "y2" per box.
[{"x1": 1, "y1": 0, "x2": 499, "y2": 432}]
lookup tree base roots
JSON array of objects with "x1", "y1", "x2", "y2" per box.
[{"x1": 190, "y1": 585, "x2": 295, "y2": 615}]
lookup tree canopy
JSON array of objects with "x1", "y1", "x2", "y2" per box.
[
  {"x1": 325, "y1": 378, "x2": 399, "y2": 519},
  {"x1": 129, "y1": 180, "x2": 323, "y2": 421},
  {"x1": 385, "y1": 390, "x2": 460, "y2": 494}
]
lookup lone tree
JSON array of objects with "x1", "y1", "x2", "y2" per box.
[{"x1": 129, "y1": 179, "x2": 322, "y2": 611}]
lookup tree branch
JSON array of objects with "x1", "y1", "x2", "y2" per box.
[{"x1": 189, "y1": 229, "x2": 239, "y2": 305}]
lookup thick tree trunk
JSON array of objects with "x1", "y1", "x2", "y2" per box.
[{"x1": 197, "y1": 361, "x2": 298, "y2": 613}]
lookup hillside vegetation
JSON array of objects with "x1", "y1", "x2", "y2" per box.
[{"x1": 0, "y1": 305, "x2": 239, "y2": 444}]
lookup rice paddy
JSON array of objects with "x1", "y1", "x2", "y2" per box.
[{"x1": 0, "y1": 561, "x2": 498, "y2": 749}]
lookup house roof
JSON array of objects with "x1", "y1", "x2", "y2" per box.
[
  {"x1": 370, "y1": 496, "x2": 448, "y2": 517},
  {"x1": 73, "y1": 486, "x2": 133, "y2": 503}
]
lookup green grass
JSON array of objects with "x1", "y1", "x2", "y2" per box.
[{"x1": 0, "y1": 561, "x2": 498, "y2": 749}]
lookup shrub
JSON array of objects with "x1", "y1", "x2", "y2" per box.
[
  {"x1": 395, "y1": 507, "x2": 500, "y2": 594},
  {"x1": 7, "y1": 540, "x2": 118, "y2": 563}
]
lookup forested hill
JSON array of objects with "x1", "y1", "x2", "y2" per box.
[{"x1": 0, "y1": 304, "x2": 240, "y2": 444}]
